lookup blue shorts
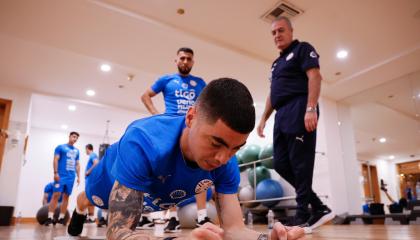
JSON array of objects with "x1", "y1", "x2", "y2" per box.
[
  {"x1": 85, "y1": 165, "x2": 114, "y2": 209},
  {"x1": 53, "y1": 178, "x2": 75, "y2": 195}
]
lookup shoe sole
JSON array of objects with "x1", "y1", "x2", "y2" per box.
[
  {"x1": 164, "y1": 229, "x2": 181, "y2": 233},
  {"x1": 136, "y1": 225, "x2": 154, "y2": 230},
  {"x1": 309, "y1": 212, "x2": 335, "y2": 230}
]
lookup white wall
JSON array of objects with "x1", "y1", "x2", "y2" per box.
[
  {"x1": 15, "y1": 127, "x2": 118, "y2": 218},
  {"x1": 0, "y1": 85, "x2": 31, "y2": 209}
]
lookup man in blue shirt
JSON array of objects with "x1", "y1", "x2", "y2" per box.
[
  {"x1": 68, "y1": 78, "x2": 304, "y2": 239},
  {"x1": 141, "y1": 47, "x2": 206, "y2": 116},
  {"x1": 141, "y1": 47, "x2": 209, "y2": 231},
  {"x1": 84, "y1": 143, "x2": 99, "y2": 223},
  {"x1": 257, "y1": 16, "x2": 333, "y2": 229},
  {"x1": 42, "y1": 182, "x2": 62, "y2": 205},
  {"x1": 68, "y1": 142, "x2": 213, "y2": 234},
  {"x1": 45, "y1": 131, "x2": 80, "y2": 226}
]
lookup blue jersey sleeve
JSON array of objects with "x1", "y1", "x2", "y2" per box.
[
  {"x1": 151, "y1": 75, "x2": 169, "y2": 94},
  {"x1": 54, "y1": 145, "x2": 61, "y2": 156},
  {"x1": 299, "y1": 42, "x2": 320, "y2": 72},
  {"x1": 111, "y1": 128, "x2": 157, "y2": 193},
  {"x1": 76, "y1": 150, "x2": 80, "y2": 161},
  {"x1": 212, "y1": 157, "x2": 240, "y2": 194}
]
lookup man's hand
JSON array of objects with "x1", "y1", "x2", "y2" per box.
[
  {"x1": 54, "y1": 173, "x2": 60, "y2": 182},
  {"x1": 76, "y1": 177, "x2": 80, "y2": 186},
  {"x1": 257, "y1": 120, "x2": 266, "y2": 138},
  {"x1": 271, "y1": 222, "x2": 305, "y2": 240},
  {"x1": 304, "y1": 111, "x2": 318, "y2": 132},
  {"x1": 189, "y1": 222, "x2": 224, "y2": 240}
]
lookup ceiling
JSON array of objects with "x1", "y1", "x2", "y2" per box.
[{"x1": 0, "y1": 0, "x2": 420, "y2": 161}]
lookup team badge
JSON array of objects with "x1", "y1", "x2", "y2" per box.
[
  {"x1": 309, "y1": 51, "x2": 318, "y2": 58},
  {"x1": 54, "y1": 183, "x2": 60, "y2": 188},
  {"x1": 170, "y1": 190, "x2": 187, "y2": 199},
  {"x1": 286, "y1": 52, "x2": 294, "y2": 61},
  {"x1": 92, "y1": 195, "x2": 104, "y2": 207},
  {"x1": 195, "y1": 179, "x2": 213, "y2": 193},
  {"x1": 190, "y1": 80, "x2": 197, "y2": 87}
]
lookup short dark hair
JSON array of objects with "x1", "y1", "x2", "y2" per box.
[
  {"x1": 196, "y1": 78, "x2": 255, "y2": 134},
  {"x1": 177, "y1": 47, "x2": 194, "y2": 55},
  {"x1": 85, "y1": 144, "x2": 93, "y2": 150},
  {"x1": 69, "y1": 131, "x2": 80, "y2": 137}
]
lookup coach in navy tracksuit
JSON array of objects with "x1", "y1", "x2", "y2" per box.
[{"x1": 257, "y1": 16, "x2": 334, "y2": 229}]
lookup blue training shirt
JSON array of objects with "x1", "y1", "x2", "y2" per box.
[
  {"x1": 151, "y1": 74, "x2": 206, "y2": 115},
  {"x1": 112, "y1": 114, "x2": 240, "y2": 210},
  {"x1": 55, "y1": 144, "x2": 80, "y2": 179},
  {"x1": 85, "y1": 152, "x2": 98, "y2": 175}
]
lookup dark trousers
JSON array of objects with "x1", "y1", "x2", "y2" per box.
[{"x1": 273, "y1": 115, "x2": 324, "y2": 217}]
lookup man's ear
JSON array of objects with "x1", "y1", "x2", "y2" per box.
[{"x1": 185, "y1": 106, "x2": 196, "y2": 128}]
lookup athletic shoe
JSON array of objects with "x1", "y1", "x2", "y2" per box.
[
  {"x1": 195, "y1": 217, "x2": 212, "y2": 227},
  {"x1": 57, "y1": 218, "x2": 67, "y2": 225},
  {"x1": 307, "y1": 207, "x2": 334, "y2": 229},
  {"x1": 97, "y1": 217, "x2": 107, "y2": 228},
  {"x1": 44, "y1": 218, "x2": 54, "y2": 226},
  {"x1": 84, "y1": 218, "x2": 96, "y2": 224},
  {"x1": 164, "y1": 217, "x2": 180, "y2": 233},
  {"x1": 67, "y1": 209, "x2": 87, "y2": 236},
  {"x1": 137, "y1": 217, "x2": 154, "y2": 230},
  {"x1": 284, "y1": 213, "x2": 310, "y2": 227}
]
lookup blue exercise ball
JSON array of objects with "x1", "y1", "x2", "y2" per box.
[{"x1": 256, "y1": 179, "x2": 284, "y2": 207}]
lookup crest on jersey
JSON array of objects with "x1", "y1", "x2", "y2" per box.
[
  {"x1": 195, "y1": 179, "x2": 213, "y2": 194},
  {"x1": 190, "y1": 80, "x2": 197, "y2": 87},
  {"x1": 170, "y1": 189, "x2": 187, "y2": 199},
  {"x1": 286, "y1": 52, "x2": 294, "y2": 61},
  {"x1": 92, "y1": 195, "x2": 104, "y2": 207}
]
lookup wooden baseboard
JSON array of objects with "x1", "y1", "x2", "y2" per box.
[{"x1": 11, "y1": 217, "x2": 37, "y2": 225}]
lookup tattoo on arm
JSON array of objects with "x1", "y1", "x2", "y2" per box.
[
  {"x1": 257, "y1": 233, "x2": 269, "y2": 240},
  {"x1": 107, "y1": 181, "x2": 148, "y2": 240}
]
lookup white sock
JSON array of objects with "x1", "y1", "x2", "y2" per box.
[
  {"x1": 169, "y1": 210, "x2": 178, "y2": 220},
  {"x1": 101, "y1": 210, "x2": 108, "y2": 219},
  {"x1": 88, "y1": 215, "x2": 95, "y2": 221},
  {"x1": 48, "y1": 212, "x2": 54, "y2": 219},
  {"x1": 197, "y1": 209, "x2": 207, "y2": 222},
  {"x1": 76, "y1": 206, "x2": 87, "y2": 215},
  {"x1": 59, "y1": 213, "x2": 65, "y2": 219}
]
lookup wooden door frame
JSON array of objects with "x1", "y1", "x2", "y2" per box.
[{"x1": 0, "y1": 98, "x2": 12, "y2": 172}]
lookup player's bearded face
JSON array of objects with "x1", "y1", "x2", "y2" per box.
[{"x1": 176, "y1": 51, "x2": 194, "y2": 75}]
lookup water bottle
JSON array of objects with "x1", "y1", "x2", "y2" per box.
[
  {"x1": 16, "y1": 212, "x2": 22, "y2": 225},
  {"x1": 416, "y1": 182, "x2": 420, "y2": 200},
  {"x1": 247, "y1": 211, "x2": 253, "y2": 226},
  {"x1": 267, "y1": 209, "x2": 274, "y2": 229}
]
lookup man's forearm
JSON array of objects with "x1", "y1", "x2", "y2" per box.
[
  {"x1": 107, "y1": 181, "x2": 148, "y2": 240},
  {"x1": 261, "y1": 96, "x2": 274, "y2": 121},
  {"x1": 141, "y1": 95, "x2": 159, "y2": 115},
  {"x1": 307, "y1": 71, "x2": 322, "y2": 108}
]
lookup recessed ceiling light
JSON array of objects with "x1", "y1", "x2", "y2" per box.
[
  {"x1": 336, "y1": 50, "x2": 348, "y2": 59},
  {"x1": 379, "y1": 137, "x2": 387, "y2": 143},
  {"x1": 100, "y1": 64, "x2": 111, "y2": 72},
  {"x1": 177, "y1": 8, "x2": 185, "y2": 15},
  {"x1": 337, "y1": 121, "x2": 341, "y2": 126},
  {"x1": 68, "y1": 105, "x2": 76, "y2": 111},
  {"x1": 389, "y1": 155, "x2": 395, "y2": 160},
  {"x1": 61, "y1": 124, "x2": 68, "y2": 130},
  {"x1": 86, "y1": 89, "x2": 96, "y2": 96}
]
